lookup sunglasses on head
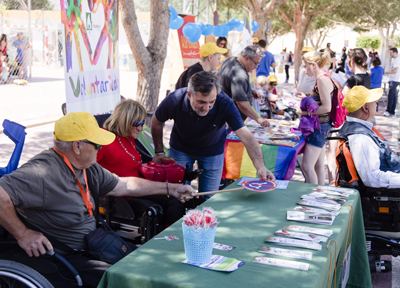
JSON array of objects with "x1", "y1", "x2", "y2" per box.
[
  {"x1": 131, "y1": 120, "x2": 145, "y2": 127},
  {"x1": 81, "y1": 140, "x2": 102, "y2": 150}
]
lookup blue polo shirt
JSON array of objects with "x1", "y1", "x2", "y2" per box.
[
  {"x1": 155, "y1": 88, "x2": 245, "y2": 156},
  {"x1": 256, "y1": 51, "x2": 275, "y2": 77}
]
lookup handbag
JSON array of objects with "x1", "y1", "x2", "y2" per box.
[
  {"x1": 138, "y1": 160, "x2": 185, "y2": 183},
  {"x1": 85, "y1": 216, "x2": 135, "y2": 264}
]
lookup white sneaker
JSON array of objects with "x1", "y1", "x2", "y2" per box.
[{"x1": 384, "y1": 111, "x2": 391, "y2": 117}]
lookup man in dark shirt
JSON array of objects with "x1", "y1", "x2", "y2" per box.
[
  {"x1": 336, "y1": 47, "x2": 347, "y2": 73},
  {"x1": 152, "y1": 72, "x2": 275, "y2": 195},
  {"x1": 175, "y1": 42, "x2": 227, "y2": 90},
  {"x1": 218, "y1": 45, "x2": 270, "y2": 127}
]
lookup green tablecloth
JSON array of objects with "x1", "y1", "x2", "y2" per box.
[{"x1": 98, "y1": 181, "x2": 371, "y2": 288}]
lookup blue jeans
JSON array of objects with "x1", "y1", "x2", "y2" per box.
[
  {"x1": 169, "y1": 147, "x2": 224, "y2": 198},
  {"x1": 386, "y1": 81, "x2": 400, "y2": 115}
]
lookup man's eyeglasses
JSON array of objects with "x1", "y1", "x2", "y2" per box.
[
  {"x1": 249, "y1": 57, "x2": 260, "y2": 67},
  {"x1": 81, "y1": 140, "x2": 102, "y2": 150},
  {"x1": 132, "y1": 120, "x2": 145, "y2": 128}
]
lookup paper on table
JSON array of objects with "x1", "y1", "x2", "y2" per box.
[{"x1": 182, "y1": 255, "x2": 244, "y2": 272}]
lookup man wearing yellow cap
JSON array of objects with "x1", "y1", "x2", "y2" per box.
[
  {"x1": 175, "y1": 42, "x2": 227, "y2": 90},
  {"x1": 0, "y1": 112, "x2": 196, "y2": 287},
  {"x1": 296, "y1": 46, "x2": 316, "y2": 96},
  {"x1": 252, "y1": 37, "x2": 259, "y2": 45},
  {"x1": 338, "y1": 86, "x2": 400, "y2": 188}
]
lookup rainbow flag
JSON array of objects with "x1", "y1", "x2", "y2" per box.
[
  {"x1": 222, "y1": 138, "x2": 305, "y2": 180},
  {"x1": 243, "y1": 10, "x2": 251, "y2": 35}
]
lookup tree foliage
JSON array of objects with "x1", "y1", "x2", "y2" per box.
[
  {"x1": 3, "y1": 0, "x2": 53, "y2": 10},
  {"x1": 356, "y1": 36, "x2": 382, "y2": 50}
]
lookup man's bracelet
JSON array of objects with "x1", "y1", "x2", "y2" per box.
[{"x1": 155, "y1": 151, "x2": 165, "y2": 155}]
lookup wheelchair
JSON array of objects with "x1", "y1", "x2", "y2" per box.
[{"x1": 329, "y1": 130, "x2": 400, "y2": 273}]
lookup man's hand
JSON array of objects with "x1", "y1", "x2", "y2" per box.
[
  {"x1": 257, "y1": 166, "x2": 275, "y2": 181},
  {"x1": 170, "y1": 185, "x2": 197, "y2": 203},
  {"x1": 16, "y1": 229, "x2": 53, "y2": 257},
  {"x1": 152, "y1": 154, "x2": 176, "y2": 164},
  {"x1": 252, "y1": 89, "x2": 261, "y2": 99},
  {"x1": 256, "y1": 117, "x2": 270, "y2": 127}
]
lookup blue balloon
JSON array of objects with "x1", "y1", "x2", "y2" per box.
[
  {"x1": 227, "y1": 21, "x2": 236, "y2": 31},
  {"x1": 221, "y1": 24, "x2": 230, "y2": 37},
  {"x1": 252, "y1": 21, "x2": 259, "y2": 32},
  {"x1": 231, "y1": 18, "x2": 241, "y2": 28},
  {"x1": 187, "y1": 26, "x2": 201, "y2": 43},
  {"x1": 202, "y1": 24, "x2": 213, "y2": 36},
  {"x1": 169, "y1": 6, "x2": 178, "y2": 21},
  {"x1": 212, "y1": 25, "x2": 222, "y2": 37},
  {"x1": 183, "y1": 23, "x2": 197, "y2": 38},
  {"x1": 170, "y1": 16, "x2": 184, "y2": 30},
  {"x1": 235, "y1": 21, "x2": 244, "y2": 32}
]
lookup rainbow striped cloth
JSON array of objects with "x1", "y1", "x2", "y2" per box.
[{"x1": 222, "y1": 137, "x2": 306, "y2": 180}]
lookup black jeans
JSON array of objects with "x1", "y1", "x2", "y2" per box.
[
  {"x1": 386, "y1": 81, "x2": 400, "y2": 115},
  {"x1": 285, "y1": 65, "x2": 290, "y2": 81}
]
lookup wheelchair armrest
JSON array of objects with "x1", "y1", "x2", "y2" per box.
[
  {"x1": 327, "y1": 136, "x2": 347, "y2": 141},
  {"x1": 45, "y1": 251, "x2": 83, "y2": 286},
  {"x1": 329, "y1": 129, "x2": 340, "y2": 134}
]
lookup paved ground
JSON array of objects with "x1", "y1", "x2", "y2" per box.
[{"x1": 1, "y1": 65, "x2": 400, "y2": 287}]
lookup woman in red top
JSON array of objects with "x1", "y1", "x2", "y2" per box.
[
  {"x1": 0, "y1": 34, "x2": 7, "y2": 76},
  {"x1": 97, "y1": 99, "x2": 185, "y2": 226}
]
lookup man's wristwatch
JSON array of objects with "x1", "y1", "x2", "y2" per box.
[{"x1": 155, "y1": 150, "x2": 165, "y2": 155}]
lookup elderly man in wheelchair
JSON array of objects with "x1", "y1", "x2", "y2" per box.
[
  {"x1": 333, "y1": 85, "x2": 400, "y2": 272},
  {"x1": 0, "y1": 112, "x2": 196, "y2": 287}
]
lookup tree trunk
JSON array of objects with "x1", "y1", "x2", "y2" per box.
[
  {"x1": 119, "y1": 0, "x2": 169, "y2": 123},
  {"x1": 255, "y1": 15, "x2": 266, "y2": 40}
]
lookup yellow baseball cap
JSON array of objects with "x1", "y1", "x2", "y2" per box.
[
  {"x1": 267, "y1": 75, "x2": 278, "y2": 83},
  {"x1": 302, "y1": 46, "x2": 314, "y2": 53},
  {"x1": 342, "y1": 86, "x2": 383, "y2": 112},
  {"x1": 54, "y1": 112, "x2": 116, "y2": 145},
  {"x1": 200, "y1": 42, "x2": 228, "y2": 57},
  {"x1": 252, "y1": 37, "x2": 259, "y2": 43}
]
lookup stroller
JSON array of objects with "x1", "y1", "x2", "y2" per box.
[{"x1": 329, "y1": 129, "x2": 400, "y2": 273}]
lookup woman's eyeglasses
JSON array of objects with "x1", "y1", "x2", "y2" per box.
[
  {"x1": 269, "y1": 83, "x2": 278, "y2": 86},
  {"x1": 132, "y1": 120, "x2": 145, "y2": 127},
  {"x1": 81, "y1": 140, "x2": 102, "y2": 150}
]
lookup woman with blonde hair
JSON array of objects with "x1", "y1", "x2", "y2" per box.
[
  {"x1": 296, "y1": 51, "x2": 333, "y2": 184},
  {"x1": 97, "y1": 99, "x2": 184, "y2": 225}
]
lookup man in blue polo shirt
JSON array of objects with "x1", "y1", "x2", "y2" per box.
[
  {"x1": 151, "y1": 71, "x2": 275, "y2": 195},
  {"x1": 256, "y1": 39, "x2": 276, "y2": 77}
]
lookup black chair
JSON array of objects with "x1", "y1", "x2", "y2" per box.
[{"x1": 328, "y1": 131, "x2": 400, "y2": 273}]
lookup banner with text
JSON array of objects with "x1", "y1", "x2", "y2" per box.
[
  {"x1": 60, "y1": 0, "x2": 120, "y2": 115},
  {"x1": 177, "y1": 15, "x2": 200, "y2": 70}
]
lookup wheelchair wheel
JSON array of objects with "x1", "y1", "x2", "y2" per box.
[{"x1": 0, "y1": 260, "x2": 54, "y2": 288}]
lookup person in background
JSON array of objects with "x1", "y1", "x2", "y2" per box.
[
  {"x1": 282, "y1": 48, "x2": 290, "y2": 83},
  {"x1": 175, "y1": 42, "x2": 227, "y2": 90},
  {"x1": 97, "y1": 100, "x2": 185, "y2": 226},
  {"x1": 218, "y1": 45, "x2": 270, "y2": 127},
  {"x1": 336, "y1": 47, "x2": 347, "y2": 73},
  {"x1": 0, "y1": 34, "x2": 7, "y2": 73},
  {"x1": 370, "y1": 57, "x2": 384, "y2": 89},
  {"x1": 13, "y1": 41, "x2": 23, "y2": 78},
  {"x1": 256, "y1": 39, "x2": 276, "y2": 78},
  {"x1": 295, "y1": 51, "x2": 333, "y2": 185},
  {"x1": 384, "y1": 47, "x2": 400, "y2": 117},
  {"x1": 325, "y1": 43, "x2": 336, "y2": 72},
  {"x1": 252, "y1": 37, "x2": 259, "y2": 45},
  {"x1": 16, "y1": 32, "x2": 31, "y2": 79},
  {"x1": 216, "y1": 37, "x2": 232, "y2": 70},
  {"x1": 297, "y1": 46, "x2": 317, "y2": 96},
  {"x1": 289, "y1": 51, "x2": 294, "y2": 66},
  {"x1": 256, "y1": 75, "x2": 291, "y2": 121}
]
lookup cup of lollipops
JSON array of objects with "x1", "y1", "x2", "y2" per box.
[{"x1": 182, "y1": 207, "x2": 218, "y2": 264}]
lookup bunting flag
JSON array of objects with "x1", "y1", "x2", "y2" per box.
[{"x1": 222, "y1": 138, "x2": 306, "y2": 180}]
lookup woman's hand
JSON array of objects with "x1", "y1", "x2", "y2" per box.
[{"x1": 295, "y1": 92, "x2": 306, "y2": 99}]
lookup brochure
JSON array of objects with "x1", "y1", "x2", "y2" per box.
[
  {"x1": 258, "y1": 246, "x2": 313, "y2": 260},
  {"x1": 301, "y1": 193, "x2": 347, "y2": 205},
  {"x1": 282, "y1": 225, "x2": 333, "y2": 237},
  {"x1": 213, "y1": 243, "x2": 235, "y2": 251},
  {"x1": 182, "y1": 255, "x2": 244, "y2": 272},
  {"x1": 265, "y1": 236, "x2": 322, "y2": 251},
  {"x1": 275, "y1": 229, "x2": 328, "y2": 243},
  {"x1": 312, "y1": 188, "x2": 351, "y2": 198},
  {"x1": 253, "y1": 256, "x2": 310, "y2": 271},
  {"x1": 315, "y1": 186, "x2": 354, "y2": 194},
  {"x1": 287, "y1": 211, "x2": 335, "y2": 225},
  {"x1": 294, "y1": 206, "x2": 339, "y2": 216},
  {"x1": 297, "y1": 200, "x2": 341, "y2": 211}
]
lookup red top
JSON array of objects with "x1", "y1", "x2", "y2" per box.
[{"x1": 97, "y1": 133, "x2": 142, "y2": 177}]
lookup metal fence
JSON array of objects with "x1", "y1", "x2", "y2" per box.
[{"x1": 1, "y1": 9, "x2": 63, "y2": 84}]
